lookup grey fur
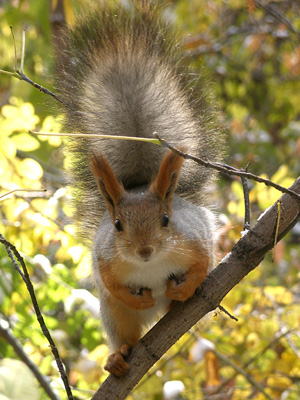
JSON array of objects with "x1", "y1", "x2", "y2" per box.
[{"x1": 57, "y1": 1, "x2": 226, "y2": 243}]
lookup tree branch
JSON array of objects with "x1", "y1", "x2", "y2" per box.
[
  {"x1": 0, "y1": 321, "x2": 61, "y2": 400},
  {"x1": 0, "y1": 26, "x2": 68, "y2": 106},
  {"x1": 254, "y1": 0, "x2": 300, "y2": 38},
  {"x1": 155, "y1": 134, "x2": 300, "y2": 203},
  {"x1": 0, "y1": 234, "x2": 74, "y2": 400},
  {"x1": 91, "y1": 176, "x2": 300, "y2": 400}
]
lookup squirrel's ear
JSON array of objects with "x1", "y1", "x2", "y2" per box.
[
  {"x1": 90, "y1": 154, "x2": 125, "y2": 212},
  {"x1": 150, "y1": 149, "x2": 185, "y2": 202}
]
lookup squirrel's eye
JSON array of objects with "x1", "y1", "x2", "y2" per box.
[
  {"x1": 114, "y1": 219, "x2": 123, "y2": 232},
  {"x1": 162, "y1": 214, "x2": 169, "y2": 227}
]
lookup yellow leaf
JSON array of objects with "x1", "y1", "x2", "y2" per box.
[
  {"x1": 16, "y1": 159, "x2": 43, "y2": 180},
  {"x1": 51, "y1": 0, "x2": 58, "y2": 10},
  {"x1": 227, "y1": 200, "x2": 237, "y2": 214},
  {"x1": 20, "y1": 103, "x2": 35, "y2": 117},
  {"x1": 264, "y1": 286, "x2": 293, "y2": 305},
  {"x1": 246, "y1": 332, "x2": 259, "y2": 348},
  {"x1": 238, "y1": 303, "x2": 252, "y2": 315},
  {"x1": 1, "y1": 137, "x2": 16, "y2": 158},
  {"x1": 1, "y1": 102, "x2": 39, "y2": 133},
  {"x1": 267, "y1": 375, "x2": 292, "y2": 389},
  {"x1": 11, "y1": 133, "x2": 40, "y2": 151},
  {"x1": 40, "y1": 115, "x2": 63, "y2": 147},
  {"x1": 271, "y1": 165, "x2": 289, "y2": 183},
  {"x1": 88, "y1": 345, "x2": 109, "y2": 363},
  {"x1": 231, "y1": 180, "x2": 244, "y2": 198},
  {"x1": 75, "y1": 252, "x2": 91, "y2": 279},
  {"x1": 230, "y1": 330, "x2": 244, "y2": 345},
  {"x1": 1, "y1": 104, "x2": 19, "y2": 119},
  {"x1": 20, "y1": 104, "x2": 40, "y2": 130},
  {"x1": 68, "y1": 245, "x2": 86, "y2": 263},
  {"x1": 64, "y1": 0, "x2": 75, "y2": 26}
]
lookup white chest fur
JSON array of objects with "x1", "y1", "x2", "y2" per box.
[{"x1": 123, "y1": 255, "x2": 187, "y2": 323}]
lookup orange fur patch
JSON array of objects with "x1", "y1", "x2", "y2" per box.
[
  {"x1": 150, "y1": 150, "x2": 185, "y2": 200},
  {"x1": 90, "y1": 154, "x2": 125, "y2": 203}
]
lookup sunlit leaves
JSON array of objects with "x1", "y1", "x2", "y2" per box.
[
  {"x1": 0, "y1": 0, "x2": 300, "y2": 399},
  {"x1": 1, "y1": 102, "x2": 40, "y2": 134}
]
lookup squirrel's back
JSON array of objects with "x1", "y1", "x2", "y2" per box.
[{"x1": 57, "y1": 1, "x2": 225, "y2": 241}]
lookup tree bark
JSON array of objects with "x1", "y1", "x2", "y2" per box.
[{"x1": 92, "y1": 177, "x2": 300, "y2": 400}]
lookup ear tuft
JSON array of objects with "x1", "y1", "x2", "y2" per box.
[
  {"x1": 90, "y1": 154, "x2": 125, "y2": 211},
  {"x1": 150, "y1": 148, "x2": 186, "y2": 202}
]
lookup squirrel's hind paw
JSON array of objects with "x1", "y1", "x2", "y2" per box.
[{"x1": 104, "y1": 344, "x2": 130, "y2": 377}]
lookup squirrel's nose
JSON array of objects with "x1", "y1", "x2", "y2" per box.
[{"x1": 136, "y1": 244, "x2": 154, "y2": 261}]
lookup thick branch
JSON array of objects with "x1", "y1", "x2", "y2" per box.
[{"x1": 92, "y1": 177, "x2": 300, "y2": 400}]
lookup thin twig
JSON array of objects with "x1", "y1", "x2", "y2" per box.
[
  {"x1": 154, "y1": 133, "x2": 300, "y2": 203},
  {"x1": 264, "y1": 291, "x2": 300, "y2": 359},
  {"x1": 30, "y1": 130, "x2": 161, "y2": 144},
  {"x1": 188, "y1": 330, "x2": 271, "y2": 400},
  {"x1": 0, "y1": 234, "x2": 74, "y2": 400},
  {"x1": 15, "y1": 70, "x2": 67, "y2": 105},
  {"x1": 272, "y1": 200, "x2": 282, "y2": 262},
  {"x1": 0, "y1": 322, "x2": 61, "y2": 400},
  {"x1": 20, "y1": 27, "x2": 26, "y2": 74},
  {"x1": 0, "y1": 27, "x2": 68, "y2": 106},
  {"x1": 10, "y1": 26, "x2": 17, "y2": 72},
  {"x1": 31, "y1": 130, "x2": 300, "y2": 203},
  {"x1": 213, "y1": 348, "x2": 273, "y2": 400},
  {"x1": 211, "y1": 327, "x2": 297, "y2": 397},
  {"x1": 241, "y1": 175, "x2": 251, "y2": 231},
  {"x1": 218, "y1": 305, "x2": 238, "y2": 322},
  {"x1": 254, "y1": 0, "x2": 300, "y2": 38},
  {"x1": 0, "y1": 188, "x2": 47, "y2": 200}
]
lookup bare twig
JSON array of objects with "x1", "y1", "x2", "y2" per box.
[
  {"x1": 0, "y1": 321, "x2": 61, "y2": 400},
  {"x1": 272, "y1": 200, "x2": 282, "y2": 262},
  {"x1": 0, "y1": 188, "x2": 47, "y2": 200},
  {"x1": 31, "y1": 130, "x2": 300, "y2": 203},
  {"x1": 20, "y1": 27, "x2": 26, "y2": 73},
  {"x1": 30, "y1": 130, "x2": 161, "y2": 144},
  {"x1": 254, "y1": 0, "x2": 300, "y2": 38},
  {"x1": 213, "y1": 347, "x2": 273, "y2": 400},
  {"x1": 241, "y1": 176, "x2": 251, "y2": 231},
  {"x1": 0, "y1": 26, "x2": 68, "y2": 106},
  {"x1": 211, "y1": 327, "x2": 297, "y2": 397},
  {"x1": 154, "y1": 133, "x2": 300, "y2": 203},
  {"x1": 0, "y1": 234, "x2": 74, "y2": 400},
  {"x1": 264, "y1": 291, "x2": 300, "y2": 359},
  {"x1": 188, "y1": 330, "x2": 271, "y2": 400},
  {"x1": 218, "y1": 305, "x2": 238, "y2": 322}
]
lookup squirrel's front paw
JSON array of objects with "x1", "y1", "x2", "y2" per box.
[
  {"x1": 104, "y1": 344, "x2": 130, "y2": 377},
  {"x1": 165, "y1": 275, "x2": 196, "y2": 302},
  {"x1": 123, "y1": 287, "x2": 155, "y2": 310}
]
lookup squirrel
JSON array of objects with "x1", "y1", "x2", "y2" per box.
[{"x1": 57, "y1": 1, "x2": 225, "y2": 377}]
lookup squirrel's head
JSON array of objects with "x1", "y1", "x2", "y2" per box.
[{"x1": 90, "y1": 150, "x2": 185, "y2": 263}]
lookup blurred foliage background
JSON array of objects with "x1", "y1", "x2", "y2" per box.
[{"x1": 0, "y1": 0, "x2": 299, "y2": 399}]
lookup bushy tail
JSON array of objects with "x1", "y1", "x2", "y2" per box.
[{"x1": 57, "y1": 0, "x2": 226, "y2": 242}]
